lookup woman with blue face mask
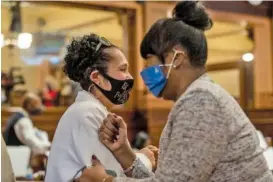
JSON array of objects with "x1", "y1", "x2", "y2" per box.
[{"x1": 76, "y1": 1, "x2": 273, "y2": 182}]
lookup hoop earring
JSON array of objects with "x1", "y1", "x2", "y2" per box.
[
  {"x1": 88, "y1": 84, "x2": 95, "y2": 93},
  {"x1": 88, "y1": 84, "x2": 102, "y2": 100}
]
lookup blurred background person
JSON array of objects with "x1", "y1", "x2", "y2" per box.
[
  {"x1": 41, "y1": 63, "x2": 61, "y2": 107},
  {"x1": 1, "y1": 68, "x2": 25, "y2": 105},
  {"x1": 42, "y1": 83, "x2": 59, "y2": 107},
  {"x1": 1, "y1": 72, "x2": 9, "y2": 104},
  {"x1": 3, "y1": 92, "x2": 51, "y2": 155}
]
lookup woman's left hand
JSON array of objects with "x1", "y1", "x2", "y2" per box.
[{"x1": 75, "y1": 156, "x2": 114, "y2": 182}]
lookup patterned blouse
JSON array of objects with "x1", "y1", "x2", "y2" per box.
[{"x1": 114, "y1": 74, "x2": 273, "y2": 182}]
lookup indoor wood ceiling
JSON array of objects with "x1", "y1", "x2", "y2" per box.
[{"x1": 1, "y1": 2, "x2": 254, "y2": 64}]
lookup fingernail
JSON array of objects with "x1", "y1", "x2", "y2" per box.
[{"x1": 92, "y1": 155, "x2": 97, "y2": 160}]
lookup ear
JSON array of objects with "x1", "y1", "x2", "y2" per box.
[
  {"x1": 173, "y1": 52, "x2": 185, "y2": 69},
  {"x1": 89, "y1": 70, "x2": 100, "y2": 85}
]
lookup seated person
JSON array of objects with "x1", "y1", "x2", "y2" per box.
[
  {"x1": 42, "y1": 83, "x2": 59, "y2": 107},
  {"x1": 3, "y1": 92, "x2": 51, "y2": 155},
  {"x1": 45, "y1": 34, "x2": 156, "y2": 182}
]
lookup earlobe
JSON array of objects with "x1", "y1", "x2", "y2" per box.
[
  {"x1": 173, "y1": 58, "x2": 182, "y2": 68},
  {"x1": 173, "y1": 53, "x2": 185, "y2": 68}
]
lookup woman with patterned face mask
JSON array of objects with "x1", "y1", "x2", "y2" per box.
[
  {"x1": 76, "y1": 1, "x2": 273, "y2": 182},
  {"x1": 45, "y1": 34, "x2": 137, "y2": 182}
]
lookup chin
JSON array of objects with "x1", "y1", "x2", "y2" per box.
[
  {"x1": 160, "y1": 92, "x2": 169, "y2": 100},
  {"x1": 161, "y1": 95, "x2": 170, "y2": 101},
  {"x1": 160, "y1": 92, "x2": 175, "y2": 101}
]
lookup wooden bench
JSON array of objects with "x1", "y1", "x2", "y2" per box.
[{"x1": 1, "y1": 107, "x2": 67, "y2": 141}]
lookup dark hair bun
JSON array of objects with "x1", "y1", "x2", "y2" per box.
[{"x1": 172, "y1": 1, "x2": 213, "y2": 31}]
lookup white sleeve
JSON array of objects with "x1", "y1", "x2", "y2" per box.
[
  {"x1": 71, "y1": 111, "x2": 123, "y2": 178},
  {"x1": 14, "y1": 117, "x2": 51, "y2": 154}
]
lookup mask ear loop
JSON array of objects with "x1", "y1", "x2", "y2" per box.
[
  {"x1": 166, "y1": 49, "x2": 184, "y2": 79},
  {"x1": 166, "y1": 51, "x2": 178, "y2": 79}
]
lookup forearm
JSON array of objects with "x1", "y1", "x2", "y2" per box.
[
  {"x1": 24, "y1": 133, "x2": 50, "y2": 153},
  {"x1": 15, "y1": 119, "x2": 50, "y2": 154},
  {"x1": 113, "y1": 141, "x2": 136, "y2": 173}
]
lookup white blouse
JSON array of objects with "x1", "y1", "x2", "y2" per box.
[{"x1": 45, "y1": 90, "x2": 125, "y2": 182}]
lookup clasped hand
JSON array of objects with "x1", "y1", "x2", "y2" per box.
[{"x1": 76, "y1": 113, "x2": 159, "y2": 182}]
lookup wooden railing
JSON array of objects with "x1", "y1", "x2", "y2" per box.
[
  {"x1": 1, "y1": 107, "x2": 272, "y2": 146},
  {"x1": 146, "y1": 108, "x2": 273, "y2": 146}
]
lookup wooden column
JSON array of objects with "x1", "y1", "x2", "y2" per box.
[
  {"x1": 253, "y1": 19, "x2": 273, "y2": 108},
  {"x1": 143, "y1": 2, "x2": 175, "y2": 146},
  {"x1": 143, "y1": 2, "x2": 175, "y2": 110},
  {"x1": 125, "y1": 6, "x2": 145, "y2": 110}
]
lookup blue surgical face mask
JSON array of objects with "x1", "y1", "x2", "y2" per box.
[{"x1": 140, "y1": 49, "x2": 183, "y2": 97}]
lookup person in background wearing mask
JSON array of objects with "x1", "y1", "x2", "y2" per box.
[
  {"x1": 45, "y1": 34, "x2": 157, "y2": 182},
  {"x1": 76, "y1": 1, "x2": 273, "y2": 182},
  {"x1": 3, "y1": 92, "x2": 51, "y2": 155}
]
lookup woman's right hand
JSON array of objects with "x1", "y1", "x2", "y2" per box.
[
  {"x1": 99, "y1": 113, "x2": 129, "y2": 153},
  {"x1": 99, "y1": 113, "x2": 136, "y2": 173}
]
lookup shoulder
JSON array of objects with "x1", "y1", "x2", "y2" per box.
[
  {"x1": 65, "y1": 100, "x2": 106, "y2": 118},
  {"x1": 60, "y1": 100, "x2": 107, "y2": 131},
  {"x1": 174, "y1": 75, "x2": 237, "y2": 114},
  {"x1": 174, "y1": 89, "x2": 221, "y2": 114}
]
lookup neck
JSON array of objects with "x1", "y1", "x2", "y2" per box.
[
  {"x1": 174, "y1": 69, "x2": 206, "y2": 101},
  {"x1": 90, "y1": 87, "x2": 114, "y2": 110}
]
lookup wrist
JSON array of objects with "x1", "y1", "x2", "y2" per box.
[
  {"x1": 113, "y1": 139, "x2": 131, "y2": 157},
  {"x1": 113, "y1": 141, "x2": 136, "y2": 170}
]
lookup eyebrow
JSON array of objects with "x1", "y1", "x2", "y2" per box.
[{"x1": 119, "y1": 63, "x2": 128, "y2": 67}]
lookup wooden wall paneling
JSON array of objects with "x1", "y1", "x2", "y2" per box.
[
  {"x1": 144, "y1": 2, "x2": 174, "y2": 32},
  {"x1": 206, "y1": 61, "x2": 240, "y2": 71},
  {"x1": 147, "y1": 108, "x2": 170, "y2": 146},
  {"x1": 208, "y1": 10, "x2": 273, "y2": 109},
  {"x1": 245, "y1": 109, "x2": 273, "y2": 138}
]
